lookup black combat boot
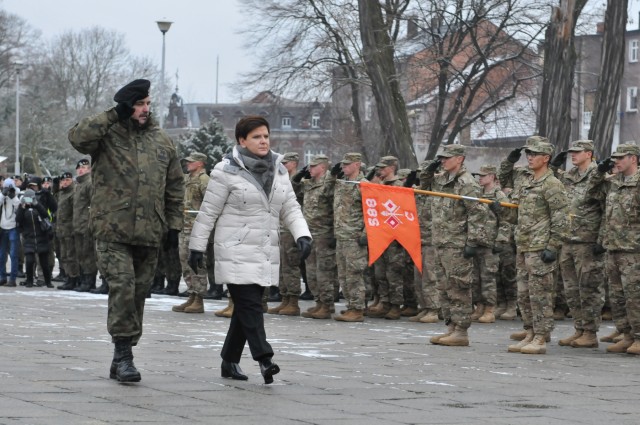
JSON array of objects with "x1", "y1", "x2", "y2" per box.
[
  {"x1": 203, "y1": 283, "x2": 223, "y2": 300},
  {"x1": 300, "y1": 286, "x2": 314, "y2": 301},
  {"x1": 159, "y1": 278, "x2": 180, "y2": 296},
  {"x1": 268, "y1": 286, "x2": 282, "y2": 302},
  {"x1": 52, "y1": 268, "x2": 67, "y2": 282},
  {"x1": 76, "y1": 273, "x2": 97, "y2": 292},
  {"x1": 149, "y1": 274, "x2": 165, "y2": 294},
  {"x1": 111, "y1": 337, "x2": 141, "y2": 382},
  {"x1": 91, "y1": 277, "x2": 109, "y2": 294},
  {"x1": 58, "y1": 276, "x2": 78, "y2": 290}
]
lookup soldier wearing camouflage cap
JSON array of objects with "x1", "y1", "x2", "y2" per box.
[
  {"x1": 72, "y1": 156, "x2": 99, "y2": 293},
  {"x1": 586, "y1": 142, "x2": 640, "y2": 354}
]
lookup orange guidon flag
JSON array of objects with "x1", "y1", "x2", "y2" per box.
[{"x1": 360, "y1": 181, "x2": 422, "y2": 273}]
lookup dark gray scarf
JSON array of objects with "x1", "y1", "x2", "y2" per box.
[{"x1": 238, "y1": 147, "x2": 275, "y2": 195}]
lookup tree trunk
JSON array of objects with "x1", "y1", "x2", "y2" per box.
[
  {"x1": 358, "y1": 0, "x2": 417, "y2": 168},
  {"x1": 589, "y1": 0, "x2": 628, "y2": 159},
  {"x1": 538, "y1": 0, "x2": 587, "y2": 153}
]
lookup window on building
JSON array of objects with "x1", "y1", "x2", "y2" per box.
[
  {"x1": 627, "y1": 87, "x2": 638, "y2": 112},
  {"x1": 630, "y1": 40, "x2": 639, "y2": 63},
  {"x1": 282, "y1": 117, "x2": 292, "y2": 128},
  {"x1": 311, "y1": 112, "x2": 320, "y2": 128}
]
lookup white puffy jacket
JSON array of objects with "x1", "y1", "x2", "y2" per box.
[{"x1": 189, "y1": 147, "x2": 311, "y2": 286}]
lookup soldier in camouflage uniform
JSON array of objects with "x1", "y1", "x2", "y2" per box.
[
  {"x1": 55, "y1": 172, "x2": 80, "y2": 290},
  {"x1": 69, "y1": 79, "x2": 184, "y2": 382},
  {"x1": 293, "y1": 154, "x2": 337, "y2": 319},
  {"x1": 419, "y1": 145, "x2": 489, "y2": 346},
  {"x1": 586, "y1": 143, "x2": 640, "y2": 355},
  {"x1": 367, "y1": 156, "x2": 412, "y2": 320},
  {"x1": 72, "y1": 159, "x2": 98, "y2": 292},
  {"x1": 500, "y1": 137, "x2": 569, "y2": 355},
  {"x1": 332, "y1": 153, "x2": 369, "y2": 322},
  {"x1": 172, "y1": 152, "x2": 209, "y2": 314},
  {"x1": 550, "y1": 140, "x2": 605, "y2": 348}
]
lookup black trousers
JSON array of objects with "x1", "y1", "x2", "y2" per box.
[
  {"x1": 26, "y1": 252, "x2": 51, "y2": 284},
  {"x1": 221, "y1": 284, "x2": 273, "y2": 363}
]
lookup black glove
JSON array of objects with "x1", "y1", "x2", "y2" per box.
[
  {"x1": 188, "y1": 250, "x2": 204, "y2": 273},
  {"x1": 365, "y1": 167, "x2": 377, "y2": 181},
  {"x1": 488, "y1": 200, "x2": 502, "y2": 215},
  {"x1": 292, "y1": 165, "x2": 309, "y2": 183},
  {"x1": 540, "y1": 249, "x2": 557, "y2": 263},
  {"x1": 507, "y1": 147, "x2": 523, "y2": 163},
  {"x1": 463, "y1": 245, "x2": 478, "y2": 259},
  {"x1": 328, "y1": 237, "x2": 337, "y2": 249},
  {"x1": 425, "y1": 160, "x2": 440, "y2": 173},
  {"x1": 597, "y1": 157, "x2": 614, "y2": 173},
  {"x1": 114, "y1": 102, "x2": 135, "y2": 121},
  {"x1": 592, "y1": 244, "x2": 607, "y2": 255},
  {"x1": 6, "y1": 187, "x2": 16, "y2": 199},
  {"x1": 550, "y1": 151, "x2": 568, "y2": 168},
  {"x1": 337, "y1": 170, "x2": 345, "y2": 180},
  {"x1": 296, "y1": 236, "x2": 312, "y2": 263},
  {"x1": 330, "y1": 162, "x2": 342, "y2": 177},
  {"x1": 164, "y1": 229, "x2": 180, "y2": 252},
  {"x1": 404, "y1": 170, "x2": 418, "y2": 188},
  {"x1": 357, "y1": 235, "x2": 368, "y2": 247}
]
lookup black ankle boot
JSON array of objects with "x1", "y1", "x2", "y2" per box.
[
  {"x1": 112, "y1": 338, "x2": 141, "y2": 382},
  {"x1": 203, "y1": 284, "x2": 223, "y2": 300},
  {"x1": 149, "y1": 274, "x2": 165, "y2": 294},
  {"x1": 58, "y1": 276, "x2": 78, "y2": 290},
  {"x1": 91, "y1": 278, "x2": 109, "y2": 294},
  {"x1": 259, "y1": 357, "x2": 280, "y2": 384},
  {"x1": 221, "y1": 360, "x2": 248, "y2": 380},
  {"x1": 159, "y1": 278, "x2": 180, "y2": 296}
]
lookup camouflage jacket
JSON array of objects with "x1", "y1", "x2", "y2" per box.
[
  {"x1": 298, "y1": 171, "x2": 335, "y2": 237},
  {"x1": 280, "y1": 173, "x2": 303, "y2": 235},
  {"x1": 481, "y1": 186, "x2": 513, "y2": 245},
  {"x1": 555, "y1": 162, "x2": 602, "y2": 244},
  {"x1": 416, "y1": 194, "x2": 433, "y2": 246},
  {"x1": 68, "y1": 109, "x2": 184, "y2": 247},
  {"x1": 586, "y1": 168, "x2": 640, "y2": 252},
  {"x1": 333, "y1": 173, "x2": 366, "y2": 240},
  {"x1": 501, "y1": 162, "x2": 569, "y2": 252},
  {"x1": 72, "y1": 173, "x2": 92, "y2": 236},
  {"x1": 56, "y1": 184, "x2": 75, "y2": 238},
  {"x1": 420, "y1": 165, "x2": 490, "y2": 249},
  {"x1": 184, "y1": 170, "x2": 209, "y2": 231}
]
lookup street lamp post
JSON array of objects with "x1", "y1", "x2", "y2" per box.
[
  {"x1": 14, "y1": 61, "x2": 24, "y2": 175},
  {"x1": 156, "y1": 20, "x2": 173, "y2": 129}
]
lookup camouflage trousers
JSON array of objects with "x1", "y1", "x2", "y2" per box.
[
  {"x1": 156, "y1": 240, "x2": 182, "y2": 281},
  {"x1": 472, "y1": 246, "x2": 499, "y2": 306},
  {"x1": 374, "y1": 241, "x2": 410, "y2": 306},
  {"x1": 74, "y1": 233, "x2": 97, "y2": 275},
  {"x1": 58, "y1": 235, "x2": 79, "y2": 278},
  {"x1": 516, "y1": 250, "x2": 555, "y2": 335},
  {"x1": 305, "y1": 236, "x2": 337, "y2": 306},
  {"x1": 279, "y1": 232, "x2": 302, "y2": 297},
  {"x1": 415, "y1": 244, "x2": 440, "y2": 310},
  {"x1": 433, "y1": 247, "x2": 474, "y2": 329},
  {"x1": 179, "y1": 231, "x2": 207, "y2": 295},
  {"x1": 336, "y1": 239, "x2": 368, "y2": 310},
  {"x1": 606, "y1": 251, "x2": 640, "y2": 339},
  {"x1": 496, "y1": 243, "x2": 517, "y2": 304},
  {"x1": 560, "y1": 243, "x2": 605, "y2": 332},
  {"x1": 96, "y1": 240, "x2": 158, "y2": 345}
]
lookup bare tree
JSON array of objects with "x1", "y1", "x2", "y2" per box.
[
  {"x1": 589, "y1": 0, "x2": 628, "y2": 159},
  {"x1": 0, "y1": 9, "x2": 38, "y2": 90}
]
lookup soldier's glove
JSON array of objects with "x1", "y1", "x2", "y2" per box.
[
  {"x1": 592, "y1": 243, "x2": 607, "y2": 255},
  {"x1": 296, "y1": 236, "x2": 312, "y2": 264},
  {"x1": 330, "y1": 162, "x2": 342, "y2": 177},
  {"x1": 550, "y1": 151, "x2": 568, "y2": 168},
  {"x1": 540, "y1": 249, "x2": 557, "y2": 263},
  {"x1": 365, "y1": 167, "x2": 377, "y2": 181},
  {"x1": 357, "y1": 235, "x2": 368, "y2": 247},
  {"x1": 507, "y1": 147, "x2": 523, "y2": 164},
  {"x1": 164, "y1": 229, "x2": 180, "y2": 252},
  {"x1": 114, "y1": 102, "x2": 135, "y2": 121},
  {"x1": 597, "y1": 157, "x2": 614, "y2": 173},
  {"x1": 403, "y1": 170, "x2": 418, "y2": 188},
  {"x1": 462, "y1": 245, "x2": 478, "y2": 259},
  {"x1": 425, "y1": 160, "x2": 440, "y2": 173},
  {"x1": 328, "y1": 237, "x2": 337, "y2": 249},
  {"x1": 188, "y1": 250, "x2": 204, "y2": 274},
  {"x1": 488, "y1": 200, "x2": 502, "y2": 215},
  {"x1": 292, "y1": 165, "x2": 309, "y2": 183}
]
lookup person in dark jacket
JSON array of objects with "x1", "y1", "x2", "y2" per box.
[{"x1": 16, "y1": 189, "x2": 53, "y2": 288}]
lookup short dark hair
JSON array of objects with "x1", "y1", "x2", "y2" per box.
[{"x1": 235, "y1": 115, "x2": 270, "y2": 143}]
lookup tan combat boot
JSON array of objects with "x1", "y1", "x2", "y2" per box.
[
  {"x1": 301, "y1": 302, "x2": 322, "y2": 318},
  {"x1": 508, "y1": 329, "x2": 534, "y2": 352},
  {"x1": 499, "y1": 300, "x2": 517, "y2": 320},
  {"x1": 510, "y1": 329, "x2": 528, "y2": 341},
  {"x1": 571, "y1": 330, "x2": 598, "y2": 348},
  {"x1": 334, "y1": 309, "x2": 364, "y2": 322},
  {"x1": 626, "y1": 340, "x2": 640, "y2": 355},
  {"x1": 401, "y1": 306, "x2": 419, "y2": 317},
  {"x1": 310, "y1": 303, "x2": 332, "y2": 319},
  {"x1": 558, "y1": 329, "x2": 583, "y2": 346},
  {"x1": 494, "y1": 302, "x2": 507, "y2": 318},
  {"x1": 420, "y1": 309, "x2": 440, "y2": 324},
  {"x1": 172, "y1": 293, "x2": 196, "y2": 312},
  {"x1": 215, "y1": 298, "x2": 234, "y2": 318},
  {"x1": 278, "y1": 296, "x2": 300, "y2": 316},
  {"x1": 384, "y1": 304, "x2": 402, "y2": 320},
  {"x1": 600, "y1": 329, "x2": 621, "y2": 343},
  {"x1": 184, "y1": 294, "x2": 205, "y2": 313},
  {"x1": 520, "y1": 334, "x2": 547, "y2": 354},
  {"x1": 367, "y1": 302, "x2": 391, "y2": 318},
  {"x1": 267, "y1": 296, "x2": 289, "y2": 314},
  {"x1": 408, "y1": 309, "x2": 427, "y2": 322},
  {"x1": 437, "y1": 325, "x2": 469, "y2": 346},
  {"x1": 430, "y1": 323, "x2": 456, "y2": 345},
  {"x1": 470, "y1": 303, "x2": 485, "y2": 321},
  {"x1": 477, "y1": 305, "x2": 496, "y2": 323},
  {"x1": 606, "y1": 333, "x2": 634, "y2": 353}
]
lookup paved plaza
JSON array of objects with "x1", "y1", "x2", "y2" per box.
[{"x1": 0, "y1": 283, "x2": 639, "y2": 425}]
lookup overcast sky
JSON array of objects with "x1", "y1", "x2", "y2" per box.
[{"x1": 3, "y1": 0, "x2": 250, "y2": 104}]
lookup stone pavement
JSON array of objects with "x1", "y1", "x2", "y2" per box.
[{"x1": 0, "y1": 284, "x2": 638, "y2": 425}]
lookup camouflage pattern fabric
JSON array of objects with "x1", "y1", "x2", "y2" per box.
[
  {"x1": 279, "y1": 231, "x2": 302, "y2": 297},
  {"x1": 472, "y1": 246, "x2": 499, "y2": 306},
  {"x1": 305, "y1": 236, "x2": 338, "y2": 306},
  {"x1": 59, "y1": 236, "x2": 79, "y2": 278},
  {"x1": 496, "y1": 245, "x2": 517, "y2": 305},
  {"x1": 299, "y1": 171, "x2": 336, "y2": 238},
  {"x1": 57, "y1": 185, "x2": 79, "y2": 277},
  {"x1": 374, "y1": 241, "x2": 408, "y2": 306},
  {"x1": 433, "y1": 247, "x2": 474, "y2": 329},
  {"x1": 179, "y1": 231, "x2": 207, "y2": 294},
  {"x1": 73, "y1": 173, "x2": 97, "y2": 274},
  {"x1": 516, "y1": 251, "x2": 555, "y2": 335},
  {"x1": 606, "y1": 252, "x2": 640, "y2": 339},
  {"x1": 336, "y1": 239, "x2": 368, "y2": 310}
]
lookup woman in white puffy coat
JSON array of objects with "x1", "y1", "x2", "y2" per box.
[{"x1": 188, "y1": 116, "x2": 312, "y2": 384}]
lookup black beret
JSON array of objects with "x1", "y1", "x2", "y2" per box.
[
  {"x1": 61, "y1": 172, "x2": 73, "y2": 179},
  {"x1": 113, "y1": 79, "x2": 151, "y2": 104},
  {"x1": 28, "y1": 176, "x2": 42, "y2": 186},
  {"x1": 42, "y1": 177, "x2": 53, "y2": 183},
  {"x1": 76, "y1": 158, "x2": 90, "y2": 169}
]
